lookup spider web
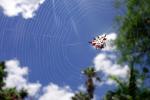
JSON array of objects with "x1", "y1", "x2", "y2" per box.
[{"x1": 0, "y1": 0, "x2": 116, "y2": 89}]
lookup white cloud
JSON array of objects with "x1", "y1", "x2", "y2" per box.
[
  {"x1": 94, "y1": 53, "x2": 129, "y2": 83},
  {"x1": 39, "y1": 83, "x2": 74, "y2": 100},
  {"x1": 25, "y1": 83, "x2": 41, "y2": 97},
  {"x1": 4, "y1": 59, "x2": 41, "y2": 97},
  {"x1": 93, "y1": 33, "x2": 129, "y2": 85},
  {"x1": 4, "y1": 59, "x2": 75, "y2": 99},
  {"x1": 106, "y1": 33, "x2": 117, "y2": 40},
  {"x1": 0, "y1": 0, "x2": 45, "y2": 19},
  {"x1": 78, "y1": 84, "x2": 86, "y2": 92},
  {"x1": 102, "y1": 33, "x2": 117, "y2": 51}
]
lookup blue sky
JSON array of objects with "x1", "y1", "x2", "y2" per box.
[{"x1": 0, "y1": 0, "x2": 127, "y2": 99}]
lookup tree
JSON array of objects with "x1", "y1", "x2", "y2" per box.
[
  {"x1": 0, "y1": 61, "x2": 28, "y2": 100},
  {"x1": 105, "y1": 0, "x2": 150, "y2": 100},
  {"x1": 72, "y1": 92, "x2": 91, "y2": 100},
  {"x1": 115, "y1": 0, "x2": 150, "y2": 65},
  {"x1": 72, "y1": 67, "x2": 101, "y2": 100},
  {"x1": 0, "y1": 61, "x2": 6, "y2": 90}
]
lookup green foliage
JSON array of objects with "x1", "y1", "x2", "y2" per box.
[
  {"x1": 104, "y1": 0, "x2": 150, "y2": 100},
  {"x1": 109, "y1": 75, "x2": 128, "y2": 92},
  {"x1": 115, "y1": 0, "x2": 150, "y2": 65},
  {"x1": 83, "y1": 67, "x2": 96, "y2": 78},
  {"x1": 105, "y1": 66, "x2": 150, "y2": 100},
  {"x1": 143, "y1": 67, "x2": 149, "y2": 73},
  {"x1": 72, "y1": 92, "x2": 91, "y2": 100},
  {"x1": 0, "y1": 61, "x2": 6, "y2": 90},
  {"x1": 0, "y1": 61, "x2": 28, "y2": 100},
  {"x1": 19, "y1": 89, "x2": 28, "y2": 99}
]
